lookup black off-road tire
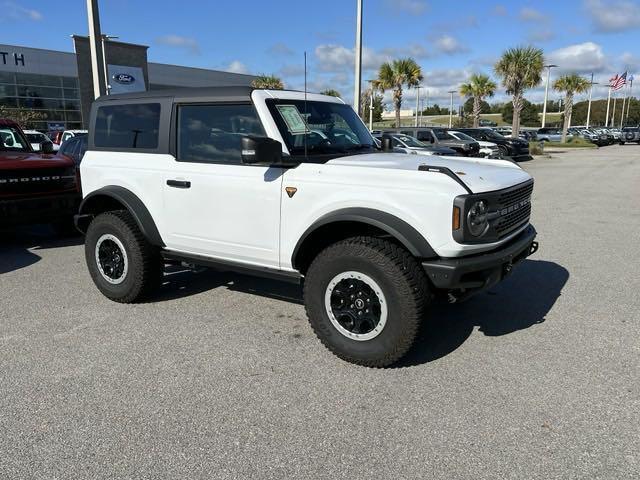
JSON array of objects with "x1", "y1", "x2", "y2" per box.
[
  {"x1": 303, "y1": 236, "x2": 431, "y2": 367},
  {"x1": 85, "y1": 210, "x2": 163, "y2": 303},
  {"x1": 497, "y1": 145, "x2": 509, "y2": 158}
]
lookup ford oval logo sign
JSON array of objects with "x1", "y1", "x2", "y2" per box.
[{"x1": 113, "y1": 73, "x2": 135, "y2": 84}]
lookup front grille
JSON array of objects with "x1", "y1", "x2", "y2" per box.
[
  {"x1": 493, "y1": 181, "x2": 534, "y2": 238},
  {"x1": 0, "y1": 167, "x2": 77, "y2": 197}
]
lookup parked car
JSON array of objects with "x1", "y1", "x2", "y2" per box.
[
  {"x1": 536, "y1": 127, "x2": 566, "y2": 142},
  {"x1": 620, "y1": 126, "x2": 640, "y2": 144},
  {"x1": 51, "y1": 129, "x2": 88, "y2": 151},
  {"x1": 58, "y1": 134, "x2": 88, "y2": 166},
  {"x1": 456, "y1": 128, "x2": 532, "y2": 161},
  {"x1": 606, "y1": 128, "x2": 622, "y2": 141},
  {"x1": 74, "y1": 86, "x2": 538, "y2": 367},
  {"x1": 591, "y1": 128, "x2": 614, "y2": 145},
  {"x1": 389, "y1": 127, "x2": 481, "y2": 156},
  {"x1": 518, "y1": 130, "x2": 538, "y2": 141},
  {"x1": 0, "y1": 119, "x2": 80, "y2": 232},
  {"x1": 23, "y1": 130, "x2": 53, "y2": 152},
  {"x1": 479, "y1": 118, "x2": 497, "y2": 127},
  {"x1": 448, "y1": 130, "x2": 500, "y2": 158},
  {"x1": 373, "y1": 133, "x2": 458, "y2": 156},
  {"x1": 494, "y1": 126, "x2": 512, "y2": 136}
]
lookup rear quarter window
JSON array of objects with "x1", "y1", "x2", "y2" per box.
[{"x1": 94, "y1": 103, "x2": 161, "y2": 149}]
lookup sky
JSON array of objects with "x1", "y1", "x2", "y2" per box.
[{"x1": 2, "y1": 0, "x2": 639, "y2": 110}]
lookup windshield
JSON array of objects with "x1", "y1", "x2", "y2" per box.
[
  {"x1": 394, "y1": 135, "x2": 425, "y2": 148},
  {"x1": 431, "y1": 129, "x2": 454, "y2": 141},
  {"x1": 267, "y1": 99, "x2": 374, "y2": 156},
  {"x1": 450, "y1": 131, "x2": 476, "y2": 142},
  {"x1": 480, "y1": 129, "x2": 506, "y2": 141},
  {"x1": 0, "y1": 127, "x2": 30, "y2": 152},
  {"x1": 26, "y1": 133, "x2": 46, "y2": 143}
]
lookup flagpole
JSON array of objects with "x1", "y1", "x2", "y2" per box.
[
  {"x1": 605, "y1": 86, "x2": 611, "y2": 127},
  {"x1": 612, "y1": 94, "x2": 617, "y2": 127},
  {"x1": 620, "y1": 88, "x2": 627, "y2": 129},
  {"x1": 625, "y1": 78, "x2": 633, "y2": 122},
  {"x1": 586, "y1": 73, "x2": 595, "y2": 128}
]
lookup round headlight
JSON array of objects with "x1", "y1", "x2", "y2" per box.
[{"x1": 467, "y1": 200, "x2": 489, "y2": 237}]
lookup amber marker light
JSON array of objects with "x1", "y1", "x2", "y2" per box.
[{"x1": 452, "y1": 206, "x2": 461, "y2": 230}]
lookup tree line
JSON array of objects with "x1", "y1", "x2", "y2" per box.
[{"x1": 252, "y1": 47, "x2": 635, "y2": 143}]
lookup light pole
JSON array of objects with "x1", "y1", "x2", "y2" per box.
[
  {"x1": 353, "y1": 0, "x2": 363, "y2": 116},
  {"x1": 625, "y1": 76, "x2": 634, "y2": 122},
  {"x1": 415, "y1": 85, "x2": 421, "y2": 127},
  {"x1": 101, "y1": 34, "x2": 118, "y2": 95},
  {"x1": 605, "y1": 83, "x2": 612, "y2": 127},
  {"x1": 366, "y1": 79, "x2": 374, "y2": 131},
  {"x1": 586, "y1": 73, "x2": 598, "y2": 128},
  {"x1": 448, "y1": 90, "x2": 456, "y2": 128},
  {"x1": 541, "y1": 64, "x2": 557, "y2": 128},
  {"x1": 86, "y1": 0, "x2": 106, "y2": 99}
]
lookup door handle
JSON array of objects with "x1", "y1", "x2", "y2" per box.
[{"x1": 166, "y1": 179, "x2": 191, "y2": 189}]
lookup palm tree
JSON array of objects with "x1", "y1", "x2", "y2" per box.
[
  {"x1": 251, "y1": 74, "x2": 284, "y2": 90},
  {"x1": 320, "y1": 89, "x2": 341, "y2": 97},
  {"x1": 553, "y1": 73, "x2": 591, "y2": 143},
  {"x1": 494, "y1": 46, "x2": 544, "y2": 136},
  {"x1": 373, "y1": 58, "x2": 423, "y2": 128},
  {"x1": 459, "y1": 74, "x2": 497, "y2": 128}
]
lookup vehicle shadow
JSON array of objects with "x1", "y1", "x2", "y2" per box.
[
  {"x1": 154, "y1": 259, "x2": 568, "y2": 367},
  {"x1": 398, "y1": 259, "x2": 569, "y2": 367},
  {"x1": 0, "y1": 225, "x2": 83, "y2": 274}
]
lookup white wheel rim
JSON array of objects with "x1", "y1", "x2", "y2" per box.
[
  {"x1": 95, "y1": 233, "x2": 128, "y2": 285},
  {"x1": 324, "y1": 271, "x2": 388, "y2": 341}
]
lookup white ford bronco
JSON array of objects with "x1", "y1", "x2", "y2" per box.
[{"x1": 76, "y1": 87, "x2": 538, "y2": 367}]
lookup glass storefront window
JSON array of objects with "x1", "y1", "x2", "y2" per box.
[{"x1": 1, "y1": 73, "x2": 83, "y2": 129}]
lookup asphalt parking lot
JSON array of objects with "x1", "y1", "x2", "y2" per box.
[{"x1": 1, "y1": 145, "x2": 639, "y2": 479}]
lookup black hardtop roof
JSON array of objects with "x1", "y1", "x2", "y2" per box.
[{"x1": 94, "y1": 85, "x2": 255, "y2": 103}]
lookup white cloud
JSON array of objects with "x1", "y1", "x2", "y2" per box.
[
  {"x1": 385, "y1": 0, "x2": 428, "y2": 15},
  {"x1": 433, "y1": 35, "x2": 468, "y2": 55},
  {"x1": 519, "y1": 7, "x2": 545, "y2": 22},
  {"x1": 223, "y1": 60, "x2": 249, "y2": 74},
  {"x1": 620, "y1": 52, "x2": 640, "y2": 71},
  {"x1": 584, "y1": 0, "x2": 640, "y2": 32},
  {"x1": 155, "y1": 35, "x2": 200, "y2": 54},
  {"x1": 315, "y1": 44, "x2": 428, "y2": 74},
  {"x1": 547, "y1": 42, "x2": 608, "y2": 73},
  {"x1": 2, "y1": 1, "x2": 42, "y2": 21}
]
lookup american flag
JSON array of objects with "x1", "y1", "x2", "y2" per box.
[{"x1": 610, "y1": 72, "x2": 627, "y2": 90}]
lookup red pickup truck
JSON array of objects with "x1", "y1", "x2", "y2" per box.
[{"x1": 0, "y1": 119, "x2": 80, "y2": 232}]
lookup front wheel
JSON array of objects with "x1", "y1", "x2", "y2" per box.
[{"x1": 303, "y1": 237, "x2": 430, "y2": 367}]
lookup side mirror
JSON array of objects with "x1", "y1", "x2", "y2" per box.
[
  {"x1": 4, "y1": 136, "x2": 14, "y2": 147},
  {"x1": 381, "y1": 135, "x2": 393, "y2": 152},
  {"x1": 241, "y1": 136, "x2": 296, "y2": 166},
  {"x1": 40, "y1": 140, "x2": 54, "y2": 154}
]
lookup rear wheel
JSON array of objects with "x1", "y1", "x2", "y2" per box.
[
  {"x1": 497, "y1": 145, "x2": 509, "y2": 157},
  {"x1": 303, "y1": 237, "x2": 430, "y2": 367},
  {"x1": 85, "y1": 210, "x2": 163, "y2": 303}
]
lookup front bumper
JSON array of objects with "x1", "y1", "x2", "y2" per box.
[
  {"x1": 422, "y1": 225, "x2": 538, "y2": 298},
  {"x1": 0, "y1": 192, "x2": 80, "y2": 227}
]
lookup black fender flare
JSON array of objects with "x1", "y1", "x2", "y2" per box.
[
  {"x1": 292, "y1": 208, "x2": 437, "y2": 268},
  {"x1": 77, "y1": 185, "x2": 165, "y2": 247}
]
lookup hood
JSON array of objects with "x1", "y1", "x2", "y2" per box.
[
  {"x1": 0, "y1": 151, "x2": 74, "y2": 170},
  {"x1": 327, "y1": 153, "x2": 531, "y2": 193}
]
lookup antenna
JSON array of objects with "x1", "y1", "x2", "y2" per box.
[{"x1": 304, "y1": 51, "x2": 308, "y2": 158}]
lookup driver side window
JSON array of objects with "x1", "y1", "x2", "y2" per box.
[{"x1": 177, "y1": 104, "x2": 265, "y2": 164}]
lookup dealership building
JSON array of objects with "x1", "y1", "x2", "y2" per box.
[{"x1": 0, "y1": 40, "x2": 256, "y2": 132}]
